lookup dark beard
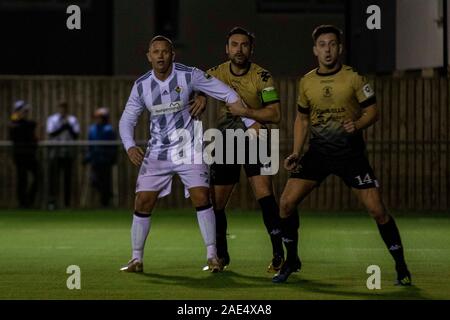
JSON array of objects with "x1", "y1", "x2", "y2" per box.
[{"x1": 230, "y1": 56, "x2": 249, "y2": 68}]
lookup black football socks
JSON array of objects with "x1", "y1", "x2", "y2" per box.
[
  {"x1": 258, "y1": 195, "x2": 284, "y2": 258},
  {"x1": 214, "y1": 208, "x2": 229, "y2": 262},
  {"x1": 280, "y1": 210, "x2": 300, "y2": 263},
  {"x1": 377, "y1": 215, "x2": 409, "y2": 273}
]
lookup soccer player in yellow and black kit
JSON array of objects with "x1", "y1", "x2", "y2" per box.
[
  {"x1": 273, "y1": 25, "x2": 411, "y2": 284},
  {"x1": 204, "y1": 27, "x2": 285, "y2": 272}
]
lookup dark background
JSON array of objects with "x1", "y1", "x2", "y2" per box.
[
  {"x1": 0, "y1": 0, "x2": 448, "y2": 76},
  {"x1": 0, "y1": 0, "x2": 113, "y2": 75}
]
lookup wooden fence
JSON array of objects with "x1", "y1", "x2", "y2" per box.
[{"x1": 0, "y1": 75, "x2": 448, "y2": 211}]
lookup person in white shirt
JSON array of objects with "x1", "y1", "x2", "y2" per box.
[
  {"x1": 119, "y1": 35, "x2": 250, "y2": 273},
  {"x1": 46, "y1": 101, "x2": 80, "y2": 209}
]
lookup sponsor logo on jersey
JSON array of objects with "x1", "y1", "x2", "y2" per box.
[
  {"x1": 150, "y1": 101, "x2": 183, "y2": 115},
  {"x1": 175, "y1": 86, "x2": 182, "y2": 93}
]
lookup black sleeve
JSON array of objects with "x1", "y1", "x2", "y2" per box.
[
  {"x1": 297, "y1": 104, "x2": 310, "y2": 114},
  {"x1": 359, "y1": 96, "x2": 376, "y2": 109}
]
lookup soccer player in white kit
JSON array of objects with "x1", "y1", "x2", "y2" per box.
[{"x1": 118, "y1": 36, "x2": 250, "y2": 273}]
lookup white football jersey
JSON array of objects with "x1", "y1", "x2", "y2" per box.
[{"x1": 119, "y1": 63, "x2": 240, "y2": 162}]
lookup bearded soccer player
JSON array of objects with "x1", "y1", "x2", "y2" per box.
[
  {"x1": 273, "y1": 25, "x2": 411, "y2": 284},
  {"x1": 119, "y1": 36, "x2": 248, "y2": 273},
  {"x1": 201, "y1": 27, "x2": 284, "y2": 272}
]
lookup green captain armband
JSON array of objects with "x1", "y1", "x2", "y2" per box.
[{"x1": 261, "y1": 87, "x2": 280, "y2": 105}]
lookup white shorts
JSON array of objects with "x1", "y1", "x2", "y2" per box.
[{"x1": 135, "y1": 159, "x2": 210, "y2": 198}]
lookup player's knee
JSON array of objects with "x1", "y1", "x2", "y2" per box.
[
  {"x1": 192, "y1": 193, "x2": 210, "y2": 208},
  {"x1": 373, "y1": 213, "x2": 389, "y2": 224},
  {"x1": 280, "y1": 197, "x2": 296, "y2": 219},
  {"x1": 211, "y1": 194, "x2": 228, "y2": 211},
  {"x1": 189, "y1": 187, "x2": 211, "y2": 208},
  {"x1": 254, "y1": 188, "x2": 272, "y2": 200},
  {"x1": 250, "y1": 177, "x2": 272, "y2": 199},
  {"x1": 368, "y1": 206, "x2": 388, "y2": 224},
  {"x1": 135, "y1": 193, "x2": 154, "y2": 213}
]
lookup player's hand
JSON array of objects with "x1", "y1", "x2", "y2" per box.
[
  {"x1": 127, "y1": 146, "x2": 144, "y2": 166},
  {"x1": 247, "y1": 121, "x2": 264, "y2": 138},
  {"x1": 342, "y1": 119, "x2": 357, "y2": 134},
  {"x1": 284, "y1": 153, "x2": 300, "y2": 171},
  {"x1": 227, "y1": 99, "x2": 248, "y2": 117},
  {"x1": 189, "y1": 95, "x2": 207, "y2": 119}
]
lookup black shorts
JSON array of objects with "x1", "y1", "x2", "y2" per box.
[
  {"x1": 210, "y1": 129, "x2": 271, "y2": 185},
  {"x1": 290, "y1": 149, "x2": 379, "y2": 189},
  {"x1": 210, "y1": 163, "x2": 263, "y2": 185}
]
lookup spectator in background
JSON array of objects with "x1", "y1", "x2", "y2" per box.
[
  {"x1": 84, "y1": 107, "x2": 117, "y2": 207},
  {"x1": 8, "y1": 100, "x2": 39, "y2": 208},
  {"x1": 46, "y1": 100, "x2": 80, "y2": 210}
]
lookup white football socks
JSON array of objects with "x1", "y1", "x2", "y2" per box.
[
  {"x1": 196, "y1": 206, "x2": 217, "y2": 260},
  {"x1": 131, "y1": 213, "x2": 151, "y2": 262}
]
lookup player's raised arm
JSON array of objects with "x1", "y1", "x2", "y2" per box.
[
  {"x1": 188, "y1": 66, "x2": 220, "y2": 118},
  {"x1": 119, "y1": 82, "x2": 146, "y2": 166},
  {"x1": 228, "y1": 72, "x2": 281, "y2": 124},
  {"x1": 191, "y1": 68, "x2": 240, "y2": 104},
  {"x1": 232, "y1": 100, "x2": 280, "y2": 124},
  {"x1": 191, "y1": 68, "x2": 256, "y2": 127}
]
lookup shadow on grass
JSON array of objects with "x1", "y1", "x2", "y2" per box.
[
  {"x1": 138, "y1": 270, "x2": 274, "y2": 289},
  {"x1": 136, "y1": 270, "x2": 428, "y2": 300},
  {"x1": 290, "y1": 278, "x2": 428, "y2": 300}
]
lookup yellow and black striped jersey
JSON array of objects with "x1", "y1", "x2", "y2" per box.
[
  {"x1": 297, "y1": 64, "x2": 376, "y2": 158},
  {"x1": 207, "y1": 61, "x2": 280, "y2": 130}
]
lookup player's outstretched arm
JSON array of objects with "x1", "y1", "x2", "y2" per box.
[
  {"x1": 342, "y1": 104, "x2": 378, "y2": 134},
  {"x1": 226, "y1": 98, "x2": 247, "y2": 113},
  {"x1": 229, "y1": 101, "x2": 280, "y2": 124},
  {"x1": 285, "y1": 112, "x2": 309, "y2": 171}
]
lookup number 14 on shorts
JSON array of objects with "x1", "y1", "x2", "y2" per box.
[{"x1": 355, "y1": 173, "x2": 376, "y2": 186}]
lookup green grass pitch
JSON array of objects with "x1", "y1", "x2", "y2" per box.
[{"x1": 0, "y1": 209, "x2": 449, "y2": 300}]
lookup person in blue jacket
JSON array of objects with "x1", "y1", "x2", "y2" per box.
[{"x1": 84, "y1": 108, "x2": 117, "y2": 207}]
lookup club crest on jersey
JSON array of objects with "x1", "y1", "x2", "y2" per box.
[
  {"x1": 175, "y1": 86, "x2": 183, "y2": 94},
  {"x1": 323, "y1": 86, "x2": 333, "y2": 98},
  {"x1": 363, "y1": 83, "x2": 374, "y2": 98}
]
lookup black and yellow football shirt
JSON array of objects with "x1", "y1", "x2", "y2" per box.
[
  {"x1": 297, "y1": 64, "x2": 376, "y2": 158},
  {"x1": 207, "y1": 61, "x2": 280, "y2": 130}
]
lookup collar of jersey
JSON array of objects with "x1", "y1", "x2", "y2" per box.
[
  {"x1": 229, "y1": 61, "x2": 251, "y2": 77},
  {"x1": 315, "y1": 64, "x2": 342, "y2": 77},
  {"x1": 152, "y1": 63, "x2": 176, "y2": 84}
]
